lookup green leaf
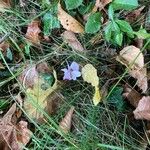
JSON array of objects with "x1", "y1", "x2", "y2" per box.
[
  {"x1": 107, "y1": 86, "x2": 126, "y2": 112},
  {"x1": 108, "y1": 5, "x2": 114, "y2": 20},
  {"x1": 112, "y1": 0, "x2": 138, "y2": 10},
  {"x1": 134, "y1": 27, "x2": 150, "y2": 39},
  {"x1": 65, "y1": 0, "x2": 83, "y2": 10},
  {"x1": 104, "y1": 22, "x2": 113, "y2": 42},
  {"x1": 43, "y1": 12, "x2": 60, "y2": 36},
  {"x1": 114, "y1": 32, "x2": 123, "y2": 46},
  {"x1": 116, "y1": 19, "x2": 134, "y2": 38},
  {"x1": 85, "y1": 12, "x2": 101, "y2": 34},
  {"x1": 6, "y1": 48, "x2": 13, "y2": 61}
]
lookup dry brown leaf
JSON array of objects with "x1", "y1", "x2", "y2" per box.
[
  {"x1": 57, "y1": 3, "x2": 84, "y2": 33},
  {"x1": 129, "y1": 68, "x2": 147, "y2": 93},
  {"x1": 116, "y1": 45, "x2": 147, "y2": 93},
  {"x1": 126, "y1": 6, "x2": 145, "y2": 23},
  {"x1": 123, "y1": 84, "x2": 142, "y2": 107},
  {"x1": 133, "y1": 96, "x2": 150, "y2": 120},
  {"x1": 59, "y1": 106, "x2": 75, "y2": 133},
  {"x1": 93, "y1": 0, "x2": 112, "y2": 12},
  {"x1": 25, "y1": 20, "x2": 41, "y2": 45},
  {"x1": 0, "y1": 104, "x2": 32, "y2": 150},
  {"x1": 62, "y1": 31, "x2": 84, "y2": 51},
  {"x1": 16, "y1": 121, "x2": 32, "y2": 146},
  {"x1": 117, "y1": 46, "x2": 144, "y2": 69}
]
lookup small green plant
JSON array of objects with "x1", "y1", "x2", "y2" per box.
[{"x1": 85, "y1": 12, "x2": 102, "y2": 34}]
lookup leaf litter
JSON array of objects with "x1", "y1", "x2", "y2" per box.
[{"x1": 1, "y1": 0, "x2": 150, "y2": 149}]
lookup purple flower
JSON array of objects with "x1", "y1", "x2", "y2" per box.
[{"x1": 61, "y1": 62, "x2": 81, "y2": 80}]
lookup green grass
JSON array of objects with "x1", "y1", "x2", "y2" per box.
[{"x1": 0, "y1": 1, "x2": 150, "y2": 150}]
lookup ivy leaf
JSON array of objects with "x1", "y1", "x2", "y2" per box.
[
  {"x1": 65, "y1": 0, "x2": 83, "y2": 10},
  {"x1": 112, "y1": 0, "x2": 138, "y2": 10},
  {"x1": 43, "y1": 12, "x2": 60, "y2": 36},
  {"x1": 116, "y1": 19, "x2": 134, "y2": 38},
  {"x1": 85, "y1": 12, "x2": 101, "y2": 34},
  {"x1": 107, "y1": 86, "x2": 126, "y2": 112}
]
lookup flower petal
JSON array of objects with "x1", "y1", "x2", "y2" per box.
[
  {"x1": 71, "y1": 71, "x2": 81, "y2": 80},
  {"x1": 70, "y1": 62, "x2": 79, "y2": 71}
]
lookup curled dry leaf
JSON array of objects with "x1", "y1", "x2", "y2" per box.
[
  {"x1": 82, "y1": 64, "x2": 101, "y2": 105},
  {"x1": 59, "y1": 106, "x2": 75, "y2": 133},
  {"x1": 123, "y1": 84, "x2": 142, "y2": 107},
  {"x1": 25, "y1": 20, "x2": 41, "y2": 45},
  {"x1": 62, "y1": 31, "x2": 85, "y2": 52},
  {"x1": 133, "y1": 96, "x2": 150, "y2": 120},
  {"x1": 57, "y1": 3, "x2": 84, "y2": 33},
  {"x1": 116, "y1": 46, "x2": 147, "y2": 93},
  {"x1": 19, "y1": 62, "x2": 58, "y2": 122},
  {"x1": 0, "y1": 104, "x2": 32, "y2": 150}
]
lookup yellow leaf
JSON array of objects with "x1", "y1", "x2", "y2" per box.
[
  {"x1": 57, "y1": 3, "x2": 84, "y2": 33},
  {"x1": 93, "y1": 86, "x2": 101, "y2": 105},
  {"x1": 24, "y1": 70, "x2": 57, "y2": 122},
  {"x1": 82, "y1": 64, "x2": 99, "y2": 87},
  {"x1": 82, "y1": 64, "x2": 101, "y2": 105}
]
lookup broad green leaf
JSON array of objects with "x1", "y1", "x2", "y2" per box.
[
  {"x1": 108, "y1": 5, "x2": 114, "y2": 20},
  {"x1": 116, "y1": 19, "x2": 134, "y2": 38},
  {"x1": 65, "y1": 0, "x2": 83, "y2": 10},
  {"x1": 85, "y1": 12, "x2": 101, "y2": 34},
  {"x1": 107, "y1": 86, "x2": 126, "y2": 112},
  {"x1": 43, "y1": 12, "x2": 60, "y2": 36},
  {"x1": 112, "y1": 0, "x2": 138, "y2": 10},
  {"x1": 104, "y1": 22, "x2": 113, "y2": 42},
  {"x1": 134, "y1": 28, "x2": 150, "y2": 39},
  {"x1": 114, "y1": 32, "x2": 123, "y2": 46}
]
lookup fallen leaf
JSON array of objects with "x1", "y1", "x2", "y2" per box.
[
  {"x1": 126, "y1": 6, "x2": 145, "y2": 23},
  {"x1": 129, "y1": 68, "x2": 147, "y2": 94},
  {"x1": 57, "y1": 3, "x2": 84, "y2": 33},
  {"x1": 16, "y1": 121, "x2": 32, "y2": 147},
  {"x1": 59, "y1": 106, "x2": 75, "y2": 133},
  {"x1": 19, "y1": 62, "x2": 58, "y2": 122},
  {"x1": 95, "y1": 0, "x2": 112, "y2": 11},
  {"x1": 116, "y1": 45, "x2": 147, "y2": 93},
  {"x1": 62, "y1": 31, "x2": 84, "y2": 51},
  {"x1": 25, "y1": 20, "x2": 41, "y2": 45},
  {"x1": 82, "y1": 64, "x2": 101, "y2": 105},
  {"x1": 133, "y1": 96, "x2": 150, "y2": 120},
  {"x1": 123, "y1": 84, "x2": 142, "y2": 107},
  {"x1": 0, "y1": 104, "x2": 32, "y2": 150}
]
